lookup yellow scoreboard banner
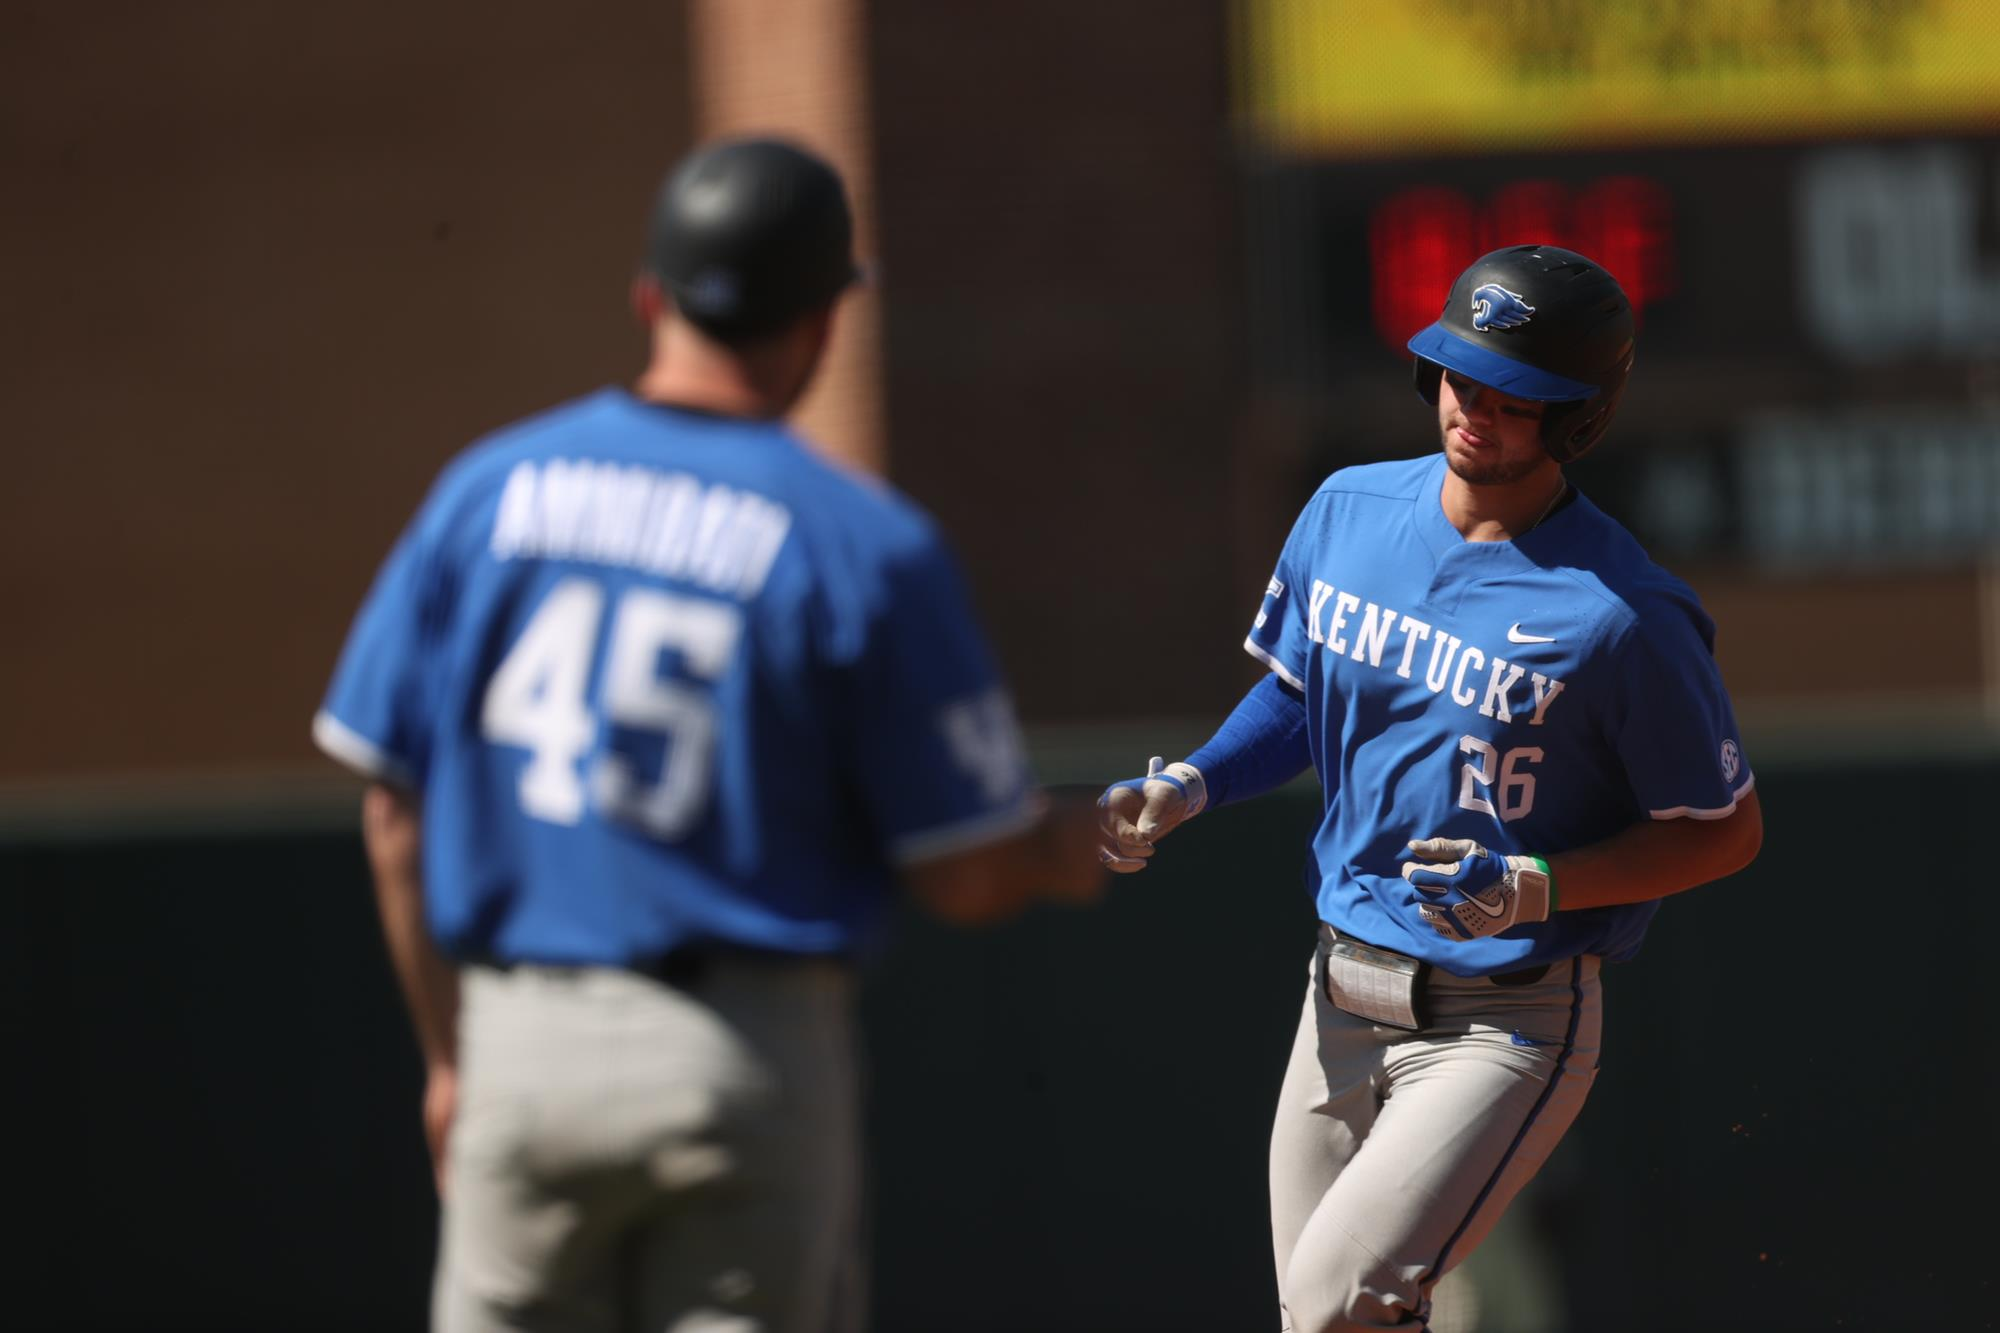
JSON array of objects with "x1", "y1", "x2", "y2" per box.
[{"x1": 1239, "y1": 0, "x2": 2000, "y2": 155}]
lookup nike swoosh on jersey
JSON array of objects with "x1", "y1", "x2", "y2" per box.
[{"x1": 1506, "y1": 623, "x2": 1557, "y2": 644}]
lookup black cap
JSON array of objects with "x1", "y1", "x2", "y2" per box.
[{"x1": 646, "y1": 137, "x2": 861, "y2": 339}]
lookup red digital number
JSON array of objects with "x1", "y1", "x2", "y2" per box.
[{"x1": 1369, "y1": 177, "x2": 1674, "y2": 353}]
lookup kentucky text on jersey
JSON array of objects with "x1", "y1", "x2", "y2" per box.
[
  {"x1": 1296, "y1": 580, "x2": 1567, "y2": 726},
  {"x1": 490, "y1": 458, "x2": 793, "y2": 600}
]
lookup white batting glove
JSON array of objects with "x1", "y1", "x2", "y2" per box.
[
  {"x1": 1400, "y1": 837, "x2": 1556, "y2": 940},
  {"x1": 1096, "y1": 757, "x2": 1207, "y2": 873}
]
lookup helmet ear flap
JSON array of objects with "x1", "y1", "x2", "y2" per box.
[
  {"x1": 1540, "y1": 382, "x2": 1625, "y2": 463},
  {"x1": 1413, "y1": 357, "x2": 1443, "y2": 406},
  {"x1": 1540, "y1": 401, "x2": 1592, "y2": 463}
]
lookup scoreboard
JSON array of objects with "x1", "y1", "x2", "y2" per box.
[
  {"x1": 1364, "y1": 174, "x2": 1675, "y2": 358},
  {"x1": 1234, "y1": 2, "x2": 2000, "y2": 576}
]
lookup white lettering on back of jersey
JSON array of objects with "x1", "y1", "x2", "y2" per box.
[
  {"x1": 535, "y1": 460, "x2": 595, "y2": 554},
  {"x1": 492, "y1": 465, "x2": 539, "y2": 557},
  {"x1": 490, "y1": 459, "x2": 793, "y2": 600},
  {"x1": 689, "y1": 487, "x2": 738, "y2": 582},
  {"x1": 591, "y1": 466, "x2": 652, "y2": 564},
  {"x1": 637, "y1": 474, "x2": 704, "y2": 573}
]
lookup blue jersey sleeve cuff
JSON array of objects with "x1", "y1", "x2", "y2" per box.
[
  {"x1": 1242, "y1": 637, "x2": 1306, "y2": 691},
  {"x1": 1647, "y1": 772, "x2": 1756, "y2": 821},
  {"x1": 312, "y1": 710, "x2": 416, "y2": 788},
  {"x1": 888, "y1": 794, "x2": 1045, "y2": 867}
]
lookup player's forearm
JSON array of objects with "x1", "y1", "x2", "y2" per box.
[
  {"x1": 362, "y1": 782, "x2": 459, "y2": 1070},
  {"x1": 904, "y1": 793, "x2": 1103, "y2": 925},
  {"x1": 1546, "y1": 788, "x2": 1763, "y2": 912}
]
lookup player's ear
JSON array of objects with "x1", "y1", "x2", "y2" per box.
[
  {"x1": 802, "y1": 301, "x2": 836, "y2": 344},
  {"x1": 630, "y1": 273, "x2": 667, "y2": 327}
]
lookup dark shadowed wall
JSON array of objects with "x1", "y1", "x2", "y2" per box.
[
  {"x1": 2, "y1": 2, "x2": 1254, "y2": 789},
  {"x1": 2, "y1": 1, "x2": 693, "y2": 782},
  {"x1": 8, "y1": 758, "x2": 1993, "y2": 1331}
]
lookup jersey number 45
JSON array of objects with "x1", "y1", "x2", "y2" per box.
[{"x1": 481, "y1": 575, "x2": 741, "y2": 840}]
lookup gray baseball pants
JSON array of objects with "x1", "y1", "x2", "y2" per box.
[
  {"x1": 433, "y1": 959, "x2": 863, "y2": 1333},
  {"x1": 1271, "y1": 926, "x2": 1603, "y2": 1332}
]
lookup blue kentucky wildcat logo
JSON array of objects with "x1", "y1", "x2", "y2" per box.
[{"x1": 1470, "y1": 283, "x2": 1535, "y2": 331}]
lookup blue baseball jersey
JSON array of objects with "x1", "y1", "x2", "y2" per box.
[
  {"x1": 314, "y1": 388, "x2": 1038, "y2": 966},
  {"x1": 1246, "y1": 454, "x2": 1753, "y2": 974}
]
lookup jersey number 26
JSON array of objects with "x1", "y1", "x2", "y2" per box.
[
  {"x1": 1457, "y1": 735, "x2": 1541, "y2": 823},
  {"x1": 481, "y1": 575, "x2": 741, "y2": 839}
]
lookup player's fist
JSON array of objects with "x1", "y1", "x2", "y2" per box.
[
  {"x1": 1400, "y1": 836, "x2": 1556, "y2": 940},
  {"x1": 1097, "y1": 757, "x2": 1207, "y2": 873}
]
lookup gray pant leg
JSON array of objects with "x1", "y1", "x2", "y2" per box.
[
  {"x1": 1269, "y1": 952, "x2": 1377, "y2": 1309},
  {"x1": 1270, "y1": 944, "x2": 1602, "y2": 1333},
  {"x1": 433, "y1": 961, "x2": 859, "y2": 1333},
  {"x1": 629, "y1": 959, "x2": 863, "y2": 1333}
]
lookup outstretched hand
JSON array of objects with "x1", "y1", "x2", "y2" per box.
[
  {"x1": 1097, "y1": 757, "x2": 1207, "y2": 873},
  {"x1": 1035, "y1": 791, "x2": 1116, "y2": 905}
]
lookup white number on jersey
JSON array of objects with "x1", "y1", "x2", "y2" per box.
[
  {"x1": 593, "y1": 588, "x2": 742, "y2": 838},
  {"x1": 481, "y1": 579, "x2": 603, "y2": 824},
  {"x1": 480, "y1": 576, "x2": 743, "y2": 837},
  {"x1": 1457, "y1": 736, "x2": 1542, "y2": 823}
]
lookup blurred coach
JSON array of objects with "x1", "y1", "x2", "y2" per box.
[{"x1": 313, "y1": 137, "x2": 1103, "y2": 1333}]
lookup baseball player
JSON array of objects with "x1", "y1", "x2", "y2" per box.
[
  {"x1": 1100, "y1": 245, "x2": 1763, "y2": 1332},
  {"x1": 314, "y1": 137, "x2": 1103, "y2": 1333}
]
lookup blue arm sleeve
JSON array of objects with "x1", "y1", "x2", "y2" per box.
[{"x1": 1185, "y1": 673, "x2": 1313, "y2": 810}]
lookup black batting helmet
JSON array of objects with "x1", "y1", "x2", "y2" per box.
[
  {"x1": 646, "y1": 137, "x2": 861, "y2": 340},
  {"x1": 1407, "y1": 245, "x2": 1636, "y2": 463}
]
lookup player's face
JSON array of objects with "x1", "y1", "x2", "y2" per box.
[{"x1": 1437, "y1": 372, "x2": 1551, "y2": 487}]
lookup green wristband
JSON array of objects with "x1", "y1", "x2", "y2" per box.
[{"x1": 1530, "y1": 855, "x2": 1557, "y2": 914}]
